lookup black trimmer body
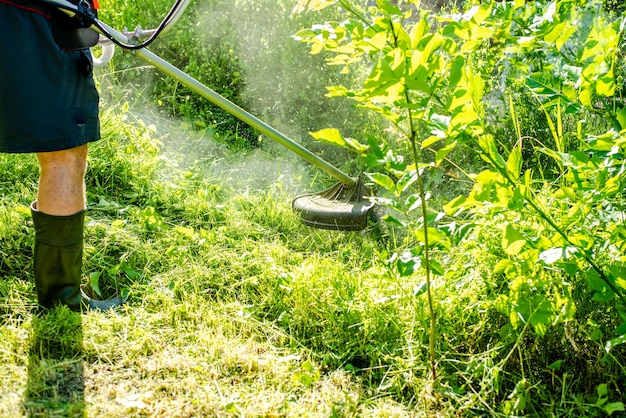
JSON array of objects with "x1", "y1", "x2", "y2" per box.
[{"x1": 292, "y1": 177, "x2": 375, "y2": 231}]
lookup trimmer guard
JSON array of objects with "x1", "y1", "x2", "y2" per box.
[{"x1": 292, "y1": 178, "x2": 375, "y2": 231}]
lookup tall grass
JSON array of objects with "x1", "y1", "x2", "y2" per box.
[{"x1": 1, "y1": 92, "x2": 622, "y2": 416}]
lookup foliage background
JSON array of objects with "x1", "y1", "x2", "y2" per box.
[{"x1": 98, "y1": 0, "x2": 381, "y2": 164}]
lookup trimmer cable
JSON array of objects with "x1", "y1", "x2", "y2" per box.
[{"x1": 46, "y1": 0, "x2": 187, "y2": 50}]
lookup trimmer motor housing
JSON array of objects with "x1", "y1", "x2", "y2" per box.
[{"x1": 292, "y1": 177, "x2": 375, "y2": 231}]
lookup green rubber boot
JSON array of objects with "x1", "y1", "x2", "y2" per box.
[{"x1": 31, "y1": 202, "x2": 122, "y2": 312}]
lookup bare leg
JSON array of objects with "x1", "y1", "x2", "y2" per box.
[
  {"x1": 36, "y1": 144, "x2": 88, "y2": 216},
  {"x1": 32, "y1": 144, "x2": 120, "y2": 310}
]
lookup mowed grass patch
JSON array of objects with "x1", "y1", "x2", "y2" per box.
[
  {"x1": 0, "y1": 106, "x2": 422, "y2": 416},
  {"x1": 0, "y1": 299, "x2": 413, "y2": 417}
]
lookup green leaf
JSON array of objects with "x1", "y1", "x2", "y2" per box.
[
  {"x1": 504, "y1": 378, "x2": 527, "y2": 414},
  {"x1": 610, "y1": 262, "x2": 626, "y2": 291},
  {"x1": 422, "y1": 135, "x2": 445, "y2": 148},
  {"x1": 587, "y1": 269, "x2": 615, "y2": 302},
  {"x1": 429, "y1": 259, "x2": 445, "y2": 276},
  {"x1": 376, "y1": 0, "x2": 402, "y2": 15},
  {"x1": 468, "y1": 3, "x2": 492, "y2": 25},
  {"x1": 225, "y1": 403, "x2": 239, "y2": 413},
  {"x1": 309, "y1": 128, "x2": 346, "y2": 148},
  {"x1": 435, "y1": 141, "x2": 458, "y2": 164},
  {"x1": 526, "y1": 77, "x2": 560, "y2": 97},
  {"x1": 123, "y1": 268, "x2": 142, "y2": 281},
  {"x1": 597, "y1": 74, "x2": 615, "y2": 97},
  {"x1": 569, "y1": 231, "x2": 593, "y2": 250},
  {"x1": 443, "y1": 195, "x2": 469, "y2": 216},
  {"x1": 616, "y1": 106, "x2": 626, "y2": 130},
  {"x1": 544, "y1": 21, "x2": 576, "y2": 51},
  {"x1": 382, "y1": 214, "x2": 406, "y2": 227},
  {"x1": 409, "y1": 17, "x2": 430, "y2": 49},
  {"x1": 528, "y1": 295, "x2": 554, "y2": 337},
  {"x1": 605, "y1": 334, "x2": 626, "y2": 353},
  {"x1": 494, "y1": 259, "x2": 516, "y2": 274},
  {"x1": 591, "y1": 328, "x2": 604, "y2": 341},
  {"x1": 448, "y1": 56, "x2": 481, "y2": 128},
  {"x1": 507, "y1": 186, "x2": 525, "y2": 211},
  {"x1": 413, "y1": 282, "x2": 427, "y2": 297},
  {"x1": 502, "y1": 224, "x2": 527, "y2": 256},
  {"x1": 325, "y1": 85, "x2": 351, "y2": 98},
  {"x1": 89, "y1": 271, "x2": 103, "y2": 297},
  {"x1": 396, "y1": 251, "x2": 421, "y2": 277},
  {"x1": 604, "y1": 402, "x2": 625, "y2": 416},
  {"x1": 579, "y1": 87, "x2": 593, "y2": 107},
  {"x1": 363, "y1": 51, "x2": 406, "y2": 103},
  {"x1": 396, "y1": 171, "x2": 417, "y2": 194},
  {"x1": 548, "y1": 360, "x2": 563, "y2": 370},
  {"x1": 393, "y1": 24, "x2": 412, "y2": 50},
  {"x1": 368, "y1": 172, "x2": 396, "y2": 193},
  {"x1": 478, "y1": 135, "x2": 507, "y2": 170},
  {"x1": 415, "y1": 227, "x2": 450, "y2": 250},
  {"x1": 369, "y1": 31, "x2": 388, "y2": 51},
  {"x1": 506, "y1": 146, "x2": 522, "y2": 179}
]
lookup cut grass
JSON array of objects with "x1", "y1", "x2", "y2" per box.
[
  {"x1": 1, "y1": 303, "x2": 415, "y2": 417},
  {"x1": 0, "y1": 107, "x2": 419, "y2": 417}
]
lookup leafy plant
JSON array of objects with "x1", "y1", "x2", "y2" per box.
[{"x1": 294, "y1": 0, "x2": 626, "y2": 411}]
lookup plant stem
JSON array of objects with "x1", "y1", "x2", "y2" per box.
[
  {"x1": 415, "y1": 141, "x2": 438, "y2": 383},
  {"x1": 404, "y1": 78, "x2": 437, "y2": 385}
]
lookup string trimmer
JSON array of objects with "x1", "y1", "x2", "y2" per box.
[{"x1": 46, "y1": 0, "x2": 375, "y2": 231}]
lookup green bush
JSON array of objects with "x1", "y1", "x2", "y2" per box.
[{"x1": 294, "y1": 0, "x2": 626, "y2": 413}]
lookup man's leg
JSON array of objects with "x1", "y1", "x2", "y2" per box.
[
  {"x1": 31, "y1": 145, "x2": 121, "y2": 311},
  {"x1": 36, "y1": 144, "x2": 88, "y2": 216}
]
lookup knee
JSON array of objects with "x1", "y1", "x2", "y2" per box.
[{"x1": 37, "y1": 145, "x2": 88, "y2": 177}]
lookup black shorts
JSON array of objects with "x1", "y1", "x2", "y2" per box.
[{"x1": 0, "y1": 0, "x2": 100, "y2": 153}]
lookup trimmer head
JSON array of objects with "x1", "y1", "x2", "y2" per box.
[{"x1": 292, "y1": 177, "x2": 375, "y2": 231}]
